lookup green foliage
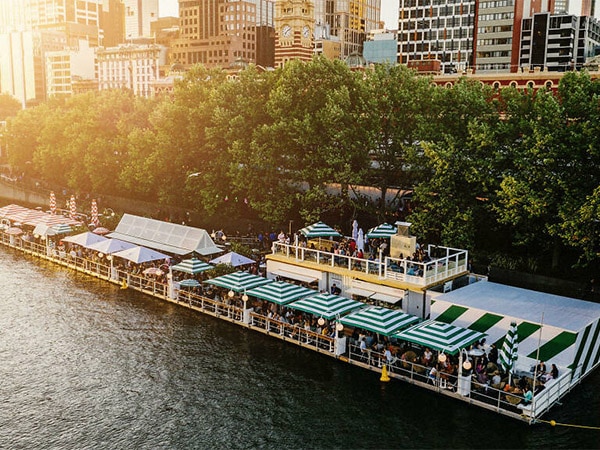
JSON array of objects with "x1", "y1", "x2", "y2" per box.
[
  {"x1": 2, "y1": 64, "x2": 599, "y2": 273},
  {"x1": 0, "y1": 93, "x2": 21, "y2": 122}
]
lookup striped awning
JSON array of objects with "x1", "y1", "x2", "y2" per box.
[
  {"x1": 247, "y1": 281, "x2": 316, "y2": 305},
  {"x1": 366, "y1": 223, "x2": 397, "y2": 239},
  {"x1": 299, "y1": 221, "x2": 342, "y2": 238},
  {"x1": 287, "y1": 293, "x2": 364, "y2": 320},
  {"x1": 340, "y1": 306, "x2": 420, "y2": 336},
  {"x1": 171, "y1": 258, "x2": 213, "y2": 274},
  {"x1": 204, "y1": 271, "x2": 272, "y2": 293},
  {"x1": 393, "y1": 320, "x2": 486, "y2": 355}
]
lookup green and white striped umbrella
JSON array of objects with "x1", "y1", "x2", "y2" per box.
[
  {"x1": 247, "y1": 281, "x2": 316, "y2": 305},
  {"x1": 340, "y1": 306, "x2": 420, "y2": 336},
  {"x1": 498, "y1": 321, "x2": 519, "y2": 378},
  {"x1": 204, "y1": 271, "x2": 271, "y2": 293},
  {"x1": 52, "y1": 223, "x2": 73, "y2": 235},
  {"x1": 393, "y1": 319, "x2": 485, "y2": 355},
  {"x1": 171, "y1": 258, "x2": 213, "y2": 274},
  {"x1": 299, "y1": 221, "x2": 342, "y2": 238},
  {"x1": 366, "y1": 223, "x2": 397, "y2": 239},
  {"x1": 287, "y1": 293, "x2": 364, "y2": 320}
]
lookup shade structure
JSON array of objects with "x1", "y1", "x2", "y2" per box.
[
  {"x1": 32, "y1": 224, "x2": 58, "y2": 237},
  {"x1": 112, "y1": 246, "x2": 169, "y2": 264},
  {"x1": 92, "y1": 227, "x2": 111, "y2": 235},
  {"x1": 171, "y1": 257, "x2": 213, "y2": 274},
  {"x1": 299, "y1": 221, "x2": 342, "y2": 239},
  {"x1": 247, "y1": 281, "x2": 316, "y2": 306},
  {"x1": 52, "y1": 224, "x2": 73, "y2": 235},
  {"x1": 340, "y1": 306, "x2": 420, "y2": 336},
  {"x1": 209, "y1": 252, "x2": 255, "y2": 267},
  {"x1": 203, "y1": 271, "x2": 271, "y2": 293},
  {"x1": 366, "y1": 223, "x2": 397, "y2": 239},
  {"x1": 0, "y1": 204, "x2": 81, "y2": 228},
  {"x1": 49, "y1": 191, "x2": 56, "y2": 214},
  {"x1": 179, "y1": 279, "x2": 201, "y2": 288},
  {"x1": 5, "y1": 226, "x2": 23, "y2": 236},
  {"x1": 91, "y1": 199, "x2": 99, "y2": 228},
  {"x1": 287, "y1": 293, "x2": 364, "y2": 320},
  {"x1": 498, "y1": 321, "x2": 519, "y2": 382},
  {"x1": 69, "y1": 195, "x2": 77, "y2": 219},
  {"x1": 393, "y1": 320, "x2": 486, "y2": 355},
  {"x1": 86, "y1": 238, "x2": 136, "y2": 255},
  {"x1": 62, "y1": 231, "x2": 108, "y2": 248}
]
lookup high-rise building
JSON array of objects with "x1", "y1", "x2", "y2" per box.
[
  {"x1": 101, "y1": 0, "x2": 126, "y2": 47},
  {"x1": 123, "y1": 0, "x2": 158, "y2": 39},
  {"x1": 397, "y1": 0, "x2": 476, "y2": 74},
  {"x1": 172, "y1": 0, "x2": 259, "y2": 68},
  {"x1": 45, "y1": 40, "x2": 96, "y2": 98}
]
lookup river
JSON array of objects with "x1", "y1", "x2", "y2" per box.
[{"x1": 0, "y1": 249, "x2": 598, "y2": 449}]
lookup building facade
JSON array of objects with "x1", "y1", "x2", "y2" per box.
[
  {"x1": 363, "y1": 29, "x2": 398, "y2": 64},
  {"x1": 123, "y1": 0, "x2": 159, "y2": 39},
  {"x1": 274, "y1": 0, "x2": 314, "y2": 66},
  {"x1": 96, "y1": 43, "x2": 164, "y2": 97},
  {"x1": 45, "y1": 40, "x2": 96, "y2": 98}
]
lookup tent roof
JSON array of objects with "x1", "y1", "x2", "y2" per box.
[
  {"x1": 287, "y1": 293, "x2": 364, "y2": 320},
  {"x1": 0, "y1": 204, "x2": 81, "y2": 227},
  {"x1": 209, "y1": 252, "x2": 255, "y2": 267},
  {"x1": 204, "y1": 272, "x2": 272, "y2": 293},
  {"x1": 108, "y1": 214, "x2": 222, "y2": 256},
  {"x1": 111, "y1": 246, "x2": 169, "y2": 264},
  {"x1": 86, "y1": 238, "x2": 137, "y2": 254},
  {"x1": 437, "y1": 281, "x2": 600, "y2": 332},
  {"x1": 394, "y1": 320, "x2": 486, "y2": 355},
  {"x1": 247, "y1": 281, "x2": 316, "y2": 305},
  {"x1": 340, "y1": 306, "x2": 420, "y2": 336},
  {"x1": 62, "y1": 231, "x2": 108, "y2": 248}
]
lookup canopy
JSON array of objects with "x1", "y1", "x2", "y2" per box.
[
  {"x1": 287, "y1": 293, "x2": 364, "y2": 320},
  {"x1": 204, "y1": 272, "x2": 272, "y2": 293},
  {"x1": 32, "y1": 224, "x2": 58, "y2": 237},
  {"x1": 86, "y1": 238, "x2": 137, "y2": 255},
  {"x1": 111, "y1": 246, "x2": 169, "y2": 264},
  {"x1": 247, "y1": 281, "x2": 316, "y2": 305},
  {"x1": 5, "y1": 226, "x2": 23, "y2": 236},
  {"x1": 393, "y1": 320, "x2": 486, "y2": 355},
  {"x1": 209, "y1": 252, "x2": 255, "y2": 267},
  {"x1": 62, "y1": 232, "x2": 108, "y2": 248},
  {"x1": 171, "y1": 257, "x2": 213, "y2": 274},
  {"x1": 299, "y1": 221, "x2": 341, "y2": 238},
  {"x1": 340, "y1": 306, "x2": 420, "y2": 336},
  {"x1": 0, "y1": 204, "x2": 81, "y2": 227},
  {"x1": 179, "y1": 279, "x2": 201, "y2": 288},
  {"x1": 108, "y1": 213, "x2": 222, "y2": 256},
  {"x1": 366, "y1": 223, "x2": 397, "y2": 239}
]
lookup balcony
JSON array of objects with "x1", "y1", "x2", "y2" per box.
[{"x1": 269, "y1": 242, "x2": 469, "y2": 291}]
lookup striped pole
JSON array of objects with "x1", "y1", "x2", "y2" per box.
[
  {"x1": 91, "y1": 199, "x2": 99, "y2": 227},
  {"x1": 49, "y1": 191, "x2": 56, "y2": 214},
  {"x1": 69, "y1": 195, "x2": 77, "y2": 220},
  {"x1": 499, "y1": 321, "x2": 519, "y2": 385}
]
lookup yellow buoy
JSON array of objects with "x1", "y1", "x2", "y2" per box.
[
  {"x1": 380, "y1": 364, "x2": 390, "y2": 382},
  {"x1": 120, "y1": 280, "x2": 128, "y2": 290},
  {"x1": 550, "y1": 420, "x2": 556, "y2": 427}
]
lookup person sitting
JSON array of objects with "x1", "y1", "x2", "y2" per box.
[
  {"x1": 542, "y1": 363, "x2": 559, "y2": 382},
  {"x1": 521, "y1": 385, "x2": 533, "y2": 405},
  {"x1": 535, "y1": 360, "x2": 547, "y2": 376}
]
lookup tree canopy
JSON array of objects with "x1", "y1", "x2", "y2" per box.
[{"x1": 3, "y1": 60, "x2": 599, "y2": 274}]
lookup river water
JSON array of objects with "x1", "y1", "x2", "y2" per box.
[{"x1": 0, "y1": 249, "x2": 598, "y2": 449}]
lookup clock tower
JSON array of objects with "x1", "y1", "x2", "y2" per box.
[{"x1": 274, "y1": 0, "x2": 314, "y2": 67}]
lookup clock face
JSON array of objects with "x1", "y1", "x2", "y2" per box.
[
  {"x1": 302, "y1": 25, "x2": 310, "y2": 38},
  {"x1": 282, "y1": 25, "x2": 292, "y2": 38}
]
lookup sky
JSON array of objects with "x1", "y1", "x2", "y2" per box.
[{"x1": 158, "y1": 0, "x2": 399, "y2": 29}]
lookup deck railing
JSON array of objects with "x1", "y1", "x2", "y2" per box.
[{"x1": 271, "y1": 242, "x2": 468, "y2": 286}]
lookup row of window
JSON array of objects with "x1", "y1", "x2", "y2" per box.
[
  {"x1": 479, "y1": 0, "x2": 514, "y2": 8},
  {"x1": 400, "y1": 17, "x2": 474, "y2": 29},
  {"x1": 477, "y1": 37, "x2": 512, "y2": 46},
  {"x1": 401, "y1": 5, "x2": 475, "y2": 17},
  {"x1": 479, "y1": 12, "x2": 514, "y2": 21}
]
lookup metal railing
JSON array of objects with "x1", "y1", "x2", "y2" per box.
[{"x1": 271, "y1": 242, "x2": 468, "y2": 286}]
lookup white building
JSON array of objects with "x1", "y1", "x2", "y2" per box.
[{"x1": 97, "y1": 44, "x2": 165, "y2": 98}]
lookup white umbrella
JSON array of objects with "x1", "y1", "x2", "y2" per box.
[
  {"x1": 112, "y1": 246, "x2": 169, "y2": 264},
  {"x1": 209, "y1": 251, "x2": 255, "y2": 267}
]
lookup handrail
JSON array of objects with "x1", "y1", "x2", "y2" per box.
[{"x1": 271, "y1": 242, "x2": 469, "y2": 286}]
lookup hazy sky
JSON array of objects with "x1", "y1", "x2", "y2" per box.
[{"x1": 158, "y1": 0, "x2": 399, "y2": 29}]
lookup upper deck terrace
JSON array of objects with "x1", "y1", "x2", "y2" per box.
[{"x1": 268, "y1": 242, "x2": 469, "y2": 292}]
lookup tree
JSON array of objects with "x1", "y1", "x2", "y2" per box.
[{"x1": 0, "y1": 93, "x2": 21, "y2": 122}]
